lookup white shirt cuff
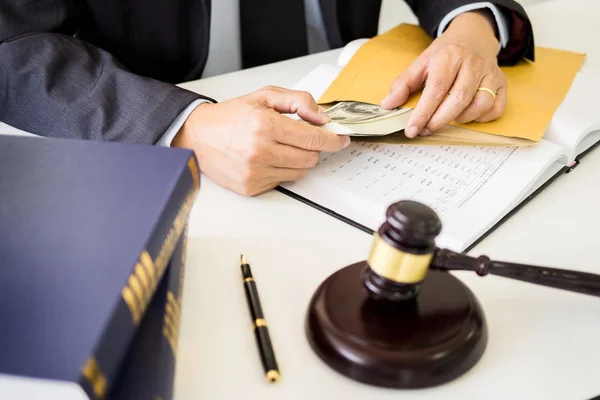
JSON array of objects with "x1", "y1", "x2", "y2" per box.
[
  {"x1": 155, "y1": 99, "x2": 207, "y2": 147},
  {"x1": 436, "y1": 2, "x2": 509, "y2": 55}
]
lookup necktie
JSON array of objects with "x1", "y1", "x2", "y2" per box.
[{"x1": 239, "y1": 0, "x2": 309, "y2": 69}]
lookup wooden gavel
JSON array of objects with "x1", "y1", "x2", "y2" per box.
[
  {"x1": 305, "y1": 199, "x2": 600, "y2": 390},
  {"x1": 362, "y1": 200, "x2": 600, "y2": 301}
]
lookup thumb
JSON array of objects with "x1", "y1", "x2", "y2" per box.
[
  {"x1": 255, "y1": 85, "x2": 331, "y2": 125},
  {"x1": 380, "y1": 56, "x2": 428, "y2": 109}
]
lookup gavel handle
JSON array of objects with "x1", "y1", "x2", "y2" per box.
[{"x1": 431, "y1": 248, "x2": 600, "y2": 298}]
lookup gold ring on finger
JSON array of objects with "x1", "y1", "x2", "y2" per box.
[{"x1": 477, "y1": 86, "x2": 496, "y2": 100}]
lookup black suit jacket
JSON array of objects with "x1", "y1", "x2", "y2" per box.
[{"x1": 0, "y1": 0, "x2": 533, "y2": 145}]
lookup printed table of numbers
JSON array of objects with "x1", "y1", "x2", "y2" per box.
[{"x1": 311, "y1": 142, "x2": 517, "y2": 216}]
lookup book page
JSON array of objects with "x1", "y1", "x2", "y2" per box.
[
  {"x1": 292, "y1": 64, "x2": 341, "y2": 104},
  {"x1": 0, "y1": 122, "x2": 37, "y2": 138},
  {"x1": 336, "y1": 39, "x2": 369, "y2": 67},
  {"x1": 543, "y1": 67, "x2": 600, "y2": 160},
  {"x1": 281, "y1": 140, "x2": 567, "y2": 251},
  {"x1": 575, "y1": 130, "x2": 600, "y2": 157}
]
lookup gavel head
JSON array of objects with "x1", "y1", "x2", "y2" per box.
[{"x1": 362, "y1": 200, "x2": 442, "y2": 301}]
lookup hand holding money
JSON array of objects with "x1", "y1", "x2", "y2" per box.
[
  {"x1": 380, "y1": 10, "x2": 506, "y2": 138},
  {"x1": 172, "y1": 86, "x2": 350, "y2": 196}
]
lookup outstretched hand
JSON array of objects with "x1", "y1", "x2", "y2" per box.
[
  {"x1": 381, "y1": 11, "x2": 507, "y2": 138},
  {"x1": 172, "y1": 86, "x2": 350, "y2": 196}
]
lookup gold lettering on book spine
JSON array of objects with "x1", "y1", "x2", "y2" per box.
[
  {"x1": 162, "y1": 325, "x2": 177, "y2": 358},
  {"x1": 140, "y1": 251, "x2": 156, "y2": 283},
  {"x1": 163, "y1": 291, "x2": 181, "y2": 358},
  {"x1": 163, "y1": 312, "x2": 176, "y2": 334},
  {"x1": 128, "y1": 275, "x2": 144, "y2": 309},
  {"x1": 121, "y1": 286, "x2": 141, "y2": 324},
  {"x1": 187, "y1": 156, "x2": 200, "y2": 191},
  {"x1": 121, "y1": 183, "x2": 197, "y2": 325},
  {"x1": 82, "y1": 358, "x2": 107, "y2": 399},
  {"x1": 154, "y1": 187, "x2": 197, "y2": 284},
  {"x1": 166, "y1": 303, "x2": 177, "y2": 327},
  {"x1": 134, "y1": 263, "x2": 151, "y2": 301},
  {"x1": 167, "y1": 291, "x2": 180, "y2": 315},
  {"x1": 179, "y1": 224, "x2": 188, "y2": 301}
]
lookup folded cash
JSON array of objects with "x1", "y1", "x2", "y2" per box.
[
  {"x1": 321, "y1": 101, "x2": 412, "y2": 136},
  {"x1": 315, "y1": 101, "x2": 535, "y2": 147}
]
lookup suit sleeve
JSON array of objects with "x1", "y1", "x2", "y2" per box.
[
  {"x1": 403, "y1": 0, "x2": 535, "y2": 65},
  {"x1": 0, "y1": 1, "x2": 209, "y2": 144}
]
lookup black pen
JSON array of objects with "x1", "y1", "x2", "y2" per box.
[{"x1": 240, "y1": 255, "x2": 280, "y2": 383}]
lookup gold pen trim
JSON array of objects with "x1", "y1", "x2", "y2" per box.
[
  {"x1": 244, "y1": 277, "x2": 254, "y2": 283},
  {"x1": 254, "y1": 318, "x2": 267, "y2": 329},
  {"x1": 266, "y1": 370, "x2": 280, "y2": 383}
]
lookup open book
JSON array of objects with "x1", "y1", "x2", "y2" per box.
[{"x1": 279, "y1": 40, "x2": 600, "y2": 252}]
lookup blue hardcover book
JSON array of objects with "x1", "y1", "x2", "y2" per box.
[
  {"x1": 109, "y1": 224, "x2": 188, "y2": 400},
  {"x1": 0, "y1": 135, "x2": 200, "y2": 399}
]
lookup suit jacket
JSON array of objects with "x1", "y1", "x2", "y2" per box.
[{"x1": 0, "y1": 0, "x2": 534, "y2": 145}]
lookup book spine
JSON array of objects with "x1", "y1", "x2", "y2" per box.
[
  {"x1": 79, "y1": 153, "x2": 199, "y2": 400},
  {"x1": 108, "y1": 224, "x2": 188, "y2": 400}
]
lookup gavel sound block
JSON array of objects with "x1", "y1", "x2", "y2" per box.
[{"x1": 305, "y1": 200, "x2": 600, "y2": 389}]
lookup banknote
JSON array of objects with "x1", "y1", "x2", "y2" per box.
[
  {"x1": 321, "y1": 101, "x2": 413, "y2": 136},
  {"x1": 324, "y1": 101, "x2": 410, "y2": 124}
]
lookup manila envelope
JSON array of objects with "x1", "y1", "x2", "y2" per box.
[
  {"x1": 353, "y1": 125, "x2": 536, "y2": 147},
  {"x1": 318, "y1": 24, "x2": 586, "y2": 144}
]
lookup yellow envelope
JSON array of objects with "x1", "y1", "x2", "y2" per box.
[
  {"x1": 318, "y1": 24, "x2": 586, "y2": 142},
  {"x1": 354, "y1": 125, "x2": 536, "y2": 147}
]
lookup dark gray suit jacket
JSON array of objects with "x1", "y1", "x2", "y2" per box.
[{"x1": 0, "y1": 0, "x2": 533, "y2": 145}]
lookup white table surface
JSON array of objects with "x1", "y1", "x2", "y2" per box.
[
  {"x1": 172, "y1": 1, "x2": 600, "y2": 399},
  {"x1": 0, "y1": 0, "x2": 598, "y2": 399}
]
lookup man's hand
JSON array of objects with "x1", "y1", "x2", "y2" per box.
[
  {"x1": 172, "y1": 86, "x2": 350, "y2": 196},
  {"x1": 381, "y1": 11, "x2": 507, "y2": 138}
]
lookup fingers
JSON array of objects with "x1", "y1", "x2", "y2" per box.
[
  {"x1": 185, "y1": 88, "x2": 336, "y2": 198},
  {"x1": 256, "y1": 85, "x2": 330, "y2": 125},
  {"x1": 404, "y1": 52, "x2": 462, "y2": 138},
  {"x1": 240, "y1": 102, "x2": 347, "y2": 171},
  {"x1": 207, "y1": 147, "x2": 309, "y2": 196},
  {"x1": 254, "y1": 85, "x2": 351, "y2": 151},
  {"x1": 454, "y1": 73, "x2": 497, "y2": 124},
  {"x1": 272, "y1": 116, "x2": 351, "y2": 152},
  {"x1": 253, "y1": 142, "x2": 320, "y2": 169},
  {"x1": 420, "y1": 55, "x2": 485, "y2": 134},
  {"x1": 380, "y1": 56, "x2": 427, "y2": 109},
  {"x1": 475, "y1": 84, "x2": 507, "y2": 122}
]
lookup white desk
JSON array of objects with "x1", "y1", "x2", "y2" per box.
[
  {"x1": 0, "y1": 0, "x2": 598, "y2": 398},
  {"x1": 173, "y1": 1, "x2": 600, "y2": 399}
]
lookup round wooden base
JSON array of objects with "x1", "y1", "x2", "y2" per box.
[{"x1": 305, "y1": 262, "x2": 488, "y2": 389}]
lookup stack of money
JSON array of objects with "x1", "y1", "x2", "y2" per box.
[
  {"x1": 318, "y1": 100, "x2": 534, "y2": 147},
  {"x1": 321, "y1": 101, "x2": 412, "y2": 136}
]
